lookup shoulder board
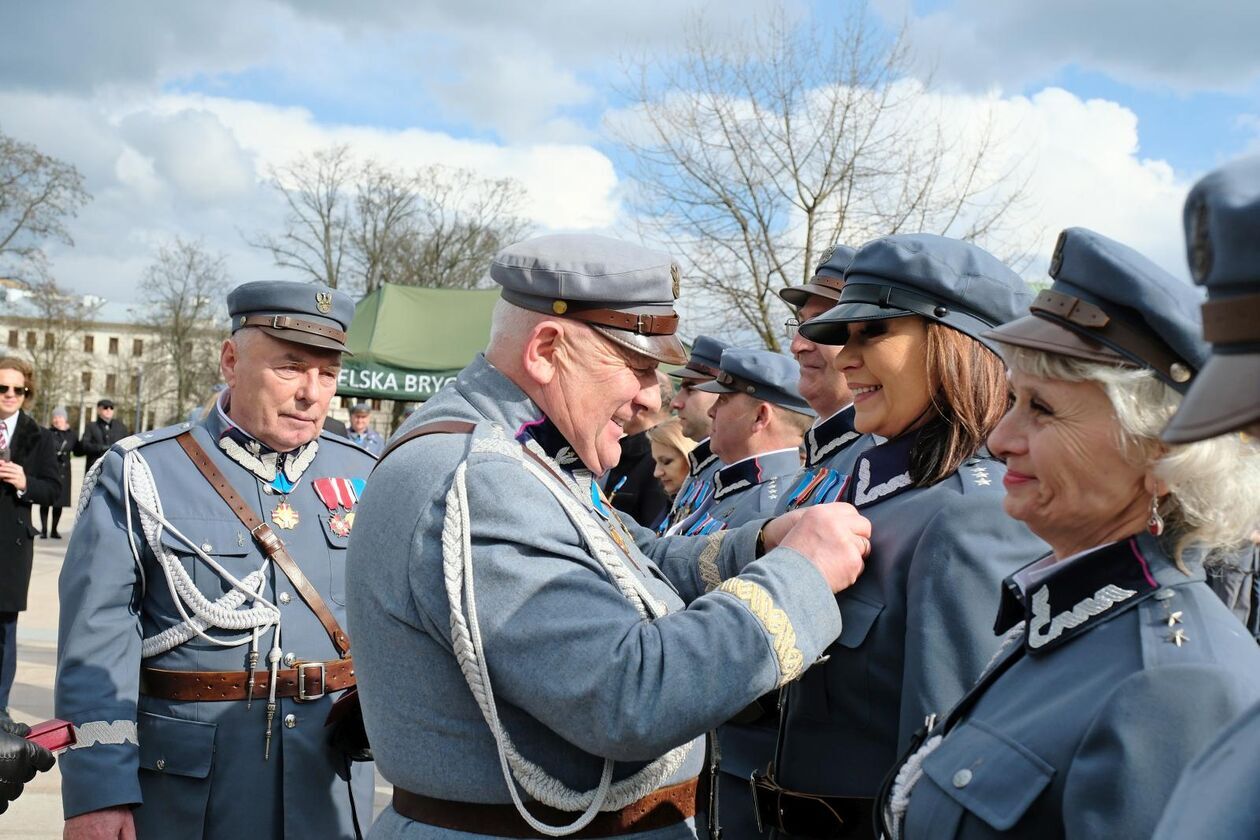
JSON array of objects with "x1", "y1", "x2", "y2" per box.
[
  {"x1": 111, "y1": 422, "x2": 195, "y2": 453},
  {"x1": 958, "y1": 455, "x2": 1004, "y2": 495},
  {"x1": 321, "y1": 431, "x2": 378, "y2": 459}
]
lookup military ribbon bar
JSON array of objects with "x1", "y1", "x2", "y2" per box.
[{"x1": 311, "y1": 478, "x2": 342, "y2": 512}]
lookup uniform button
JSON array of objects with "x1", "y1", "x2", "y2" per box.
[
  {"x1": 282, "y1": 652, "x2": 297, "y2": 667},
  {"x1": 155, "y1": 758, "x2": 166, "y2": 771},
  {"x1": 201, "y1": 543, "x2": 213, "y2": 552},
  {"x1": 279, "y1": 592, "x2": 291, "y2": 605},
  {"x1": 952, "y1": 769, "x2": 973, "y2": 788},
  {"x1": 284, "y1": 714, "x2": 297, "y2": 729}
]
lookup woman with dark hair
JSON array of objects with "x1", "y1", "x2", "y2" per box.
[
  {"x1": 744, "y1": 235, "x2": 1048, "y2": 837},
  {"x1": 874, "y1": 226, "x2": 1260, "y2": 840},
  {"x1": 39, "y1": 406, "x2": 77, "y2": 539}
]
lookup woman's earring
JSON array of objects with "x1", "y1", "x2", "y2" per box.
[{"x1": 1147, "y1": 495, "x2": 1165, "y2": 537}]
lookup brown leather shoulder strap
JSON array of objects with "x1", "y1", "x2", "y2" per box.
[
  {"x1": 375, "y1": 420, "x2": 476, "y2": 468},
  {"x1": 175, "y1": 432, "x2": 351, "y2": 657}
]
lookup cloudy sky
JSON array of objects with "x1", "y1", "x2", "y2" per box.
[{"x1": 3, "y1": 0, "x2": 1259, "y2": 314}]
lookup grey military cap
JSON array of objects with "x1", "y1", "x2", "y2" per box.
[
  {"x1": 1165, "y1": 155, "x2": 1260, "y2": 442},
  {"x1": 696, "y1": 348, "x2": 814, "y2": 416},
  {"x1": 799, "y1": 234, "x2": 1033, "y2": 354},
  {"x1": 228, "y1": 280, "x2": 355, "y2": 354},
  {"x1": 672, "y1": 335, "x2": 732, "y2": 382},
  {"x1": 779, "y1": 243, "x2": 859, "y2": 307},
  {"x1": 491, "y1": 234, "x2": 688, "y2": 365},
  {"x1": 349, "y1": 402, "x2": 371, "y2": 415}
]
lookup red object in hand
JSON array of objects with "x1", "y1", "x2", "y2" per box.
[{"x1": 25, "y1": 719, "x2": 76, "y2": 753}]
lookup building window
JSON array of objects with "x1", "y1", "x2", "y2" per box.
[
  {"x1": 81, "y1": 371, "x2": 92, "y2": 390},
  {"x1": 6, "y1": 331, "x2": 17, "y2": 348},
  {"x1": 25, "y1": 331, "x2": 35, "y2": 350},
  {"x1": 105, "y1": 373, "x2": 117, "y2": 393},
  {"x1": 108, "y1": 337, "x2": 119, "y2": 355},
  {"x1": 44, "y1": 332, "x2": 54, "y2": 350},
  {"x1": 83, "y1": 335, "x2": 94, "y2": 353},
  {"x1": 371, "y1": 399, "x2": 381, "y2": 410},
  {"x1": 146, "y1": 411, "x2": 156, "y2": 429},
  {"x1": 129, "y1": 374, "x2": 139, "y2": 393},
  {"x1": 133, "y1": 338, "x2": 143, "y2": 357}
]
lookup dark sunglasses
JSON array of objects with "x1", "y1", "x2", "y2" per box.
[{"x1": 0, "y1": 385, "x2": 31, "y2": 397}]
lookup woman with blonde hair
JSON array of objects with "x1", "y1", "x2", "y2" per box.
[
  {"x1": 876, "y1": 228, "x2": 1260, "y2": 840},
  {"x1": 645, "y1": 416, "x2": 697, "y2": 532}
]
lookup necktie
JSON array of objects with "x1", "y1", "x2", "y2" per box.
[{"x1": 0, "y1": 420, "x2": 8, "y2": 457}]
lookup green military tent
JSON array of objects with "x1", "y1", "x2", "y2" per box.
[{"x1": 336, "y1": 284, "x2": 499, "y2": 401}]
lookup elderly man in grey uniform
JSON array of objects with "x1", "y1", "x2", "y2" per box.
[
  {"x1": 664, "y1": 336, "x2": 729, "y2": 529},
  {"x1": 1154, "y1": 156, "x2": 1260, "y2": 840},
  {"x1": 675, "y1": 349, "x2": 813, "y2": 537},
  {"x1": 56, "y1": 282, "x2": 375, "y2": 839},
  {"x1": 347, "y1": 233, "x2": 873, "y2": 839},
  {"x1": 777, "y1": 244, "x2": 873, "y2": 512}
]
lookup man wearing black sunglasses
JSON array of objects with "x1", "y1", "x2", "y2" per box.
[
  {"x1": 78, "y1": 398, "x2": 129, "y2": 474},
  {"x1": 0, "y1": 357, "x2": 60, "y2": 732}
]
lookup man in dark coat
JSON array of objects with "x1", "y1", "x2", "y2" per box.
[
  {"x1": 602, "y1": 371, "x2": 673, "y2": 527},
  {"x1": 77, "y1": 399, "x2": 129, "y2": 474},
  {"x1": 0, "y1": 358, "x2": 61, "y2": 726}
]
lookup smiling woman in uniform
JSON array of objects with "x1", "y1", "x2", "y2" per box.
[
  {"x1": 876, "y1": 227, "x2": 1260, "y2": 840},
  {"x1": 746, "y1": 234, "x2": 1048, "y2": 838}
]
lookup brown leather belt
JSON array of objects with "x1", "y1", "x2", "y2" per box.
[
  {"x1": 391, "y1": 777, "x2": 698, "y2": 839},
  {"x1": 140, "y1": 659, "x2": 355, "y2": 702}
]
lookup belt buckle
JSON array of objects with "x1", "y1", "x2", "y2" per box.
[{"x1": 297, "y1": 662, "x2": 326, "y2": 701}]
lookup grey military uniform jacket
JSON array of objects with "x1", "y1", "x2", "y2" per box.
[
  {"x1": 891, "y1": 533, "x2": 1260, "y2": 840},
  {"x1": 55, "y1": 408, "x2": 375, "y2": 839},
  {"x1": 1154, "y1": 695, "x2": 1260, "y2": 839},
  {"x1": 675, "y1": 448, "x2": 802, "y2": 537},
  {"x1": 663, "y1": 439, "x2": 721, "y2": 531},
  {"x1": 773, "y1": 431, "x2": 1048, "y2": 800},
  {"x1": 346, "y1": 356, "x2": 844, "y2": 840}
]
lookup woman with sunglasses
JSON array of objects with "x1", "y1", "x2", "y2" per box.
[
  {"x1": 747, "y1": 235, "x2": 1048, "y2": 837},
  {"x1": 0, "y1": 357, "x2": 60, "y2": 728}
]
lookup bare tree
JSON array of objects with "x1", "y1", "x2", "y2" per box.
[
  {"x1": 138, "y1": 238, "x2": 230, "y2": 424},
  {"x1": 17, "y1": 277, "x2": 101, "y2": 421},
  {"x1": 0, "y1": 129, "x2": 91, "y2": 280},
  {"x1": 349, "y1": 160, "x2": 423, "y2": 295},
  {"x1": 614, "y1": 6, "x2": 1033, "y2": 349},
  {"x1": 249, "y1": 145, "x2": 354, "y2": 289},
  {"x1": 252, "y1": 147, "x2": 532, "y2": 295},
  {"x1": 386, "y1": 167, "x2": 532, "y2": 290}
]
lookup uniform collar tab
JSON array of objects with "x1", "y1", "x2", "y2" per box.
[
  {"x1": 999, "y1": 536, "x2": 1169, "y2": 654},
  {"x1": 844, "y1": 429, "x2": 920, "y2": 508},
  {"x1": 712, "y1": 448, "x2": 800, "y2": 500},
  {"x1": 805, "y1": 405, "x2": 860, "y2": 467},
  {"x1": 688, "y1": 438, "x2": 718, "y2": 476}
]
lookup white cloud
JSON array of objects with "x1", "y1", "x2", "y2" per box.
[
  {"x1": 876, "y1": 0, "x2": 1260, "y2": 94},
  {"x1": 0, "y1": 90, "x2": 621, "y2": 307}
]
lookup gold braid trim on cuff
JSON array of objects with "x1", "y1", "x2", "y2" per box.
[
  {"x1": 697, "y1": 532, "x2": 725, "y2": 592},
  {"x1": 717, "y1": 578, "x2": 805, "y2": 684}
]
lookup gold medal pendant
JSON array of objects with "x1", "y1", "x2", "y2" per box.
[
  {"x1": 272, "y1": 501, "x2": 301, "y2": 530},
  {"x1": 329, "y1": 512, "x2": 351, "y2": 538}
]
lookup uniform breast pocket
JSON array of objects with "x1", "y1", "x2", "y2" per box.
[
  {"x1": 156, "y1": 518, "x2": 254, "y2": 602},
  {"x1": 135, "y1": 711, "x2": 217, "y2": 839},
  {"x1": 316, "y1": 514, "x2": 352, "y2": 604},
  {"x1": 794, "y1": 594, "x2": 883, "y2": 722},
  {"x1": 905, "y1": 719, "x2": 1054, "y2": 836}
]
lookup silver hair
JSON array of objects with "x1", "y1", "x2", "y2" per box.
[
  {"x1": 1002, "y1": 346, "x2": 1260, "y2": 563},
  {"x1": 486, "y1": 299, "x2": 546, "y2": 352}
]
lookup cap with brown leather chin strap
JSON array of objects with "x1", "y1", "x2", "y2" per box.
[
  {"x1": 671, "y1": 335, "x2": 732, "y2": 383},
  {"x1": 227, "y1": 281, "x2": 356, "y2": 354},
  {"x1": 984, "y1": 228, "x2": 1208, "y2": 394},
  {"x1": 490, "y1": 234, "x2": 689, "y2": 365}
]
